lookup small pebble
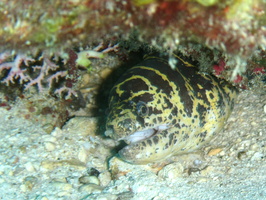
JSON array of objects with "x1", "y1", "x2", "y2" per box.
[
  {"x1": 80, "y1": 73, "x2": 91, "y2": 87},
  {"x1": 20, "y1": 184, "x2": 28, "y2": 192},
  {"x1": 92, "y1": 157, "x2": 105, "y2": 169},
  {"x1": 158, "y1": 162, "x2": 184, "y2": 179},
  {"x1": 264, "y1": 104, "x2": 266, "y2": 114},
  {"x1": 250, "y1": 143, "x2": 259, "y2": 151},
  {"x1": 51, "y1": 127, "x2": 64, "y2": 137},
  {"x1": 57, "y1": 191, "x2": 72, "y2": 197},
  {"x1": 62, "y1": 117, "x2": 98, "y2": 136},
  {"x1": 78, "y1": 147, "x2": 88, "y2": 163},
  {"x1": 208, "y1": 148, "x2": 223, "y2": 156},
  {"x1": 41, "y1": 161, "x2": 62, "y2": 171},
  {"x1": 42, "y1": 124, "x2": 55, "y2": 134},
  {"x1": 8, "y1": 170, "x2": 14, "y2": 176},
  {"x1": 24, "y1": 162, "x2": 35, "y2": 172},
  {"x1": 219, "y1": 150, "x2": 225, "y2": 156},
  {"x1": 78, "y1": 183, "x2": 103, "y2": 193},
  {"x1": 240, "y1": 140, "x2": 251, "y2": 148},
  {"x1": 41, "y1": 135, "x2": 57, "y2": 143},
  {"x1": 251, "y1": 121, "x2": 257, "y2": 126},
  {"x1": 79, "y1": 175, "x2": 100, "y2": 185},
  {"x1": 197, "y1": 178, "x2": 208, "y2": 183},
  {"x1": 99, "y1": 68, "x2": 112, "y2": 79},
  {"x1": 98, "y1": 171, "x2": 112, "y2": 187},
  {"x1": 44, "y1": 141, "x2": 56, "y2": 151}
]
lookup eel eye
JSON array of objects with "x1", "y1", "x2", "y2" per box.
[
  {"x1": 136, "y1": 101, "x2": 149, "y2": 117},
  {"x1": 129, "y1": 100, "x2": 135, "y2": 106}
]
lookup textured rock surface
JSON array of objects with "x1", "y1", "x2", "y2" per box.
[{"x1": 0, "y1": 0, "x2": 265, "y2": 58}]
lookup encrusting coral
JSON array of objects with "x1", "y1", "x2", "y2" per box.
[
  {"x1": 0, "y1": 0, "x2": 265, "y2": 56},
  {"x1": 0, "y1": 0, "x2": 265, "y2": 97}
]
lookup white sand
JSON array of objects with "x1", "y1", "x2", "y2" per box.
[{"x1": 0, "y1": 89, "x2": 265, "y2": 200}]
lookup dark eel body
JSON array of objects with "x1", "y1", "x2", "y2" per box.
[{"x1": 105, "y1": 55, "x2": 237, "y2": 164}]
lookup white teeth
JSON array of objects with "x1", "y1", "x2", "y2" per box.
[
  {"x1": 157, "y1": 124, "x2": 169, "y2": 131},
  {"x1": 123, "y1": 124, "x2": 169, "y2": 144},
  {"x1": 106, "y1": 124, "x2": 169, "y2": 144},
  {"x1": 123, "y1": 129, "x2": 155, "y2": 144}
]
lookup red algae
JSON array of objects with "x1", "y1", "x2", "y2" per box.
[{"x1": 0, "y1": 0, "x2": 265, "y2": 58}]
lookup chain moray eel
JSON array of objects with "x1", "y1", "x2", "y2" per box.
[{"x1": 105, "y1": 55, "x2": 238, "y2": 164}]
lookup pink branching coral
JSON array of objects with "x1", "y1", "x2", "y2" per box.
[
  {"x1": 25, "y1": 57, "x2": 61, "y2": 91},
  {"x1": 0, "y1": 52, "x2": 76, "y2": 98},
  {"x1": 0, "y1": 54, "x2": 33, "y2": 85},
  {"x1": 0, "y1": 43, "x2": 119, "y2": 98}
]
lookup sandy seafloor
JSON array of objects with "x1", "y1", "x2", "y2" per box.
[{"x1": 0, "y1": 88, "x2": 265, "y2": 200}]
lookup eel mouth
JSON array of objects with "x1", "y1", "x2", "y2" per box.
[{"x1": 121, "y1": 124, "x2": 169, "y2": 144}]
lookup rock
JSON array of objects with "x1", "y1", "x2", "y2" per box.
[
  {"x1": 80, "y1": 73, "x2": 91, "y2": 87},
  {"x1": 99, "y1": 68, "x2": 112, "y2": 79},
  {"x1": 24, "y1": 162, "x2": 36, "y2": 172},
  {"x1": 79, "y1": 175, "x2": 100, "y2": 185},
  {"x1": 62, "y1": 117, "x2": 98, "y2": 136},
  {"x1": 78, "y1": 183, "x2": 103, "y2": 193},
  {"x1": 98, "y1": 171, "x2": 112, "y2": 187},
  {"x1": 50, "y1": 127, "x2": 64, "y2": 138},
  {"x1": 41, "y1": 135, "x2": 57, "y2": 143},
  {"x1": 251, "y1": 121, "x2": 257, "y2": 126},
  {"x1": 207, "y1": 148, "x2": 223, "y2": 156},
  {"x1": 43, "y1": 141, "x2": 56, "y2": 151},
  {"x1": 78, "y1": 146, "x2": 89, "y2": 163},
  {"x1": 158, "y1": 162, "x2": 184, "y2": 179}
]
